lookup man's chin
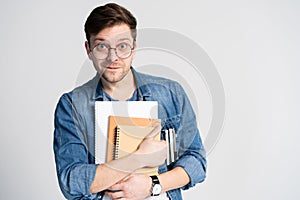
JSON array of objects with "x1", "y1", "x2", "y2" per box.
[
  {"x1": 99, "y1": 68, "x2": 131, "y2": 84},
  {"x1": 101, "y1": 73, "x2": 123, "y2": 84}
]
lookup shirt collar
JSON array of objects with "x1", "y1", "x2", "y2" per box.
[{"x1": 92, "y1": 73, "x2": 103, "y2": 100}]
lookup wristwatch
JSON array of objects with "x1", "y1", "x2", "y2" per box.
[{"x1": 150, "y1": 175, "x2": 162, "y2": 196}]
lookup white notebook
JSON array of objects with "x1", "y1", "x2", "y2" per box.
[{"x1": 94, "y1": 101, "x2": 158, "y2": 164}]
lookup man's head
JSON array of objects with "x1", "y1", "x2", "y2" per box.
[
  {"x1": 84, "y1": 3, "x2": 138, "y2": 84},
  {"x1": 84, "y1": 3, "x2": 137, "y2": 46}
]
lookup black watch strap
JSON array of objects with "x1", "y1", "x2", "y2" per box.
[
  {"x1": 150, "y1": 175, "x2": 160, "y2": 184},
  {"x1": 150, "y1": 175, "x2": 161, "y2": 196}
]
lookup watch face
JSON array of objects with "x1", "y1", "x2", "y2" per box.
[{"x1": 153, "y1": 184, "x2": 162, "y2": 195}]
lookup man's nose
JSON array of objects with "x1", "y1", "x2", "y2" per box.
[{"x1": 107, "y1": 48, "x2": 118, "y2": 61}]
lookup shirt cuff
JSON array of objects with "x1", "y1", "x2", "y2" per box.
[
  {"x1": 60, "y1": 164, "x2": 98, "y2": 199},
  {"x1": 172, "y1": 155, "x2": 206, "y2": 190}
]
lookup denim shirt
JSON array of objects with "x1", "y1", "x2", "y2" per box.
[{"x1": 53, "y1": 67, "x2": 207, "y2": 200}]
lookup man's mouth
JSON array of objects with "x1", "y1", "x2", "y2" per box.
[
  {"x1": 107, "y1": 66, "x2": 119, "y2": 69},
  {"x1": 104, "y1": 62, "x2": 120, "y2": 70}
]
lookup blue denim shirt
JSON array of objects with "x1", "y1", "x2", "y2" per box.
[{"x1": 53, "y1": 67, "x2": 206, "y2": 200}]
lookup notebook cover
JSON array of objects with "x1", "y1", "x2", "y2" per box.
[{"x1": 107, "y1": 116, "x2": 161, "y2": 175}]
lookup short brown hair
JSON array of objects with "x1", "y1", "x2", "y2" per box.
[{"x1": 84, "y1": 3, "x2": 137, "y2": 45}]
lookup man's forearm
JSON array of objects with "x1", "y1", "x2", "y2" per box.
[
  {"x1": 158, "y1": 166, "x2": 190, "y2": 193},
  {"x1": 90, "y1": 153, "x2": 144, "y2": 194}
]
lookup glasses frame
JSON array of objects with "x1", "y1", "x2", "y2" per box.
[{"x1": 91, "y1": 42, "x2": 135, "y2": 60}]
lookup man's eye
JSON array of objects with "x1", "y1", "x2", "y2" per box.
[
  {"x1": 97, "y1": 44, "x2": 107, "y2": 50},
  {"x1": 118, "y1": 43, "x2": 128, "y2": 49}
]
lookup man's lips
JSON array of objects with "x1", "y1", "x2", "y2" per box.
[
  {"x1": 105, "y1": 63, "x2": 121, "y2": 69},
  {"x1": 104, "y1": 65, "x2": 121, "y2": 71},
  {"x1": 107, "y1": 66, "x2": 119, "y2": 69}
]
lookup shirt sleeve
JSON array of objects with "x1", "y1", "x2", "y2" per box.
[
  {"x1": 53, "y1": 93, "x2": 98, "y2": 199},
  {"x1": 171, "y1": 83, "x2": 207, "y2": 190}
]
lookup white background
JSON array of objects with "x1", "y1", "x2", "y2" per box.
[{"x1": 1, "y1": 0, "x2": 299, "y2": 199}]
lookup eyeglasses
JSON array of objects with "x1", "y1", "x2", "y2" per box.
[{"x1": 91, "y1": 42, "x2": 134, "y2": 60}]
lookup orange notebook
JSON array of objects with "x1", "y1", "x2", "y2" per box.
[{"x1": 106, "y1": 116, "x2": 161, "y2": 175}]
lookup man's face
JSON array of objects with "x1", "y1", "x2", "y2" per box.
[{"x1": 86, "y1": 23, "x2": 136, "y2": 84}]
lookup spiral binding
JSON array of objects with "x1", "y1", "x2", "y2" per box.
[{"x1": 113, "y1": 126, "x2": 120, "y2": 160}]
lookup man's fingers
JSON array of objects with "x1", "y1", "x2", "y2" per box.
[
  {"x1": 105, "y1": 190, "x2": 124, "y2": 199},
  {"x1": 106, "y1": 183, "x2": 125, "y2": 199},
  {"x1": 107, "y1": 182, "x2": 122, "y2": 191}
]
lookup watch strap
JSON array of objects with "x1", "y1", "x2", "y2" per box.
[
  {"x1": 150, "y1": 175, "x2": 160, "y2": 184},
  {"x1": 150, "y1": 175, "x2": 161, "y2": 196}
]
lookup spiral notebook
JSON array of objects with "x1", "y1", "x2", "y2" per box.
[
  {"x1": 95, "y1": 101, "x2": 158, "y2": 164},
  {"x1": 107, "y1": 115, "x2": 161, "y2": 175}
]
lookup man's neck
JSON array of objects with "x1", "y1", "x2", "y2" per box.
[{"x1": 101, "y1": 70, "x2": 136, "y2": 101}]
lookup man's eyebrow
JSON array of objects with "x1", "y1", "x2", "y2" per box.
[
  {"x1": 117, "y1": 38, "x2": 131, "y2": 42},
  {"x1": 92, "y1": 37, "x2": 132, "y2": 45},
  {"x1": 93, "y1": 38, "x2": 106, "y2": 42}
]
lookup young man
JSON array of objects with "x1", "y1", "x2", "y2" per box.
[{"x1": 54, "y1": 3, "x2": 206, "y2": 200}]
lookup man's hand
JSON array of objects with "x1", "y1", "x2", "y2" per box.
[
  {"x1": 135, "y1": 125, "x2": 167, "y2": 168},
  {"x1": 105, "y1": 124, "x2": 167, "y2": 173},
  {"x1": 105, "y1": 174, "x2": 152, "y2": 200}
]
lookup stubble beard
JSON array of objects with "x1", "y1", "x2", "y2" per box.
[{"x1": 101, "y1": 67, "x2": 130, "y2": 84}]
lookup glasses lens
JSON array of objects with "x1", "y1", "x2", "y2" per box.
[
  {"x1": 92, "y1": 44, "x2": 108, "y2": 60},
  {"x1": 116, "y1": 43, "x2": 132, "y2": 59},
  {"x1": 92, "y1": 43, "x2": 133, "y2": 60}
]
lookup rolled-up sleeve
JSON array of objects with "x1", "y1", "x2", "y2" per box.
[
  {"x1": 172, "y1": 136, "x2": 206, "y2": 190},
  {"x1": 53, "y1": 93, "x2": 97, "y2": 199},
  {"x1": 172, "y1": 83, "x2": 207, "y2": 190}
]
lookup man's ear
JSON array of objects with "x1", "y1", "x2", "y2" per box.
[
  {"x1": 85, "y1": 41, "x2": 92, "y2": 60},
  {"x1": 132, "y1": 41, "x2": 137, "y2": 58}
]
